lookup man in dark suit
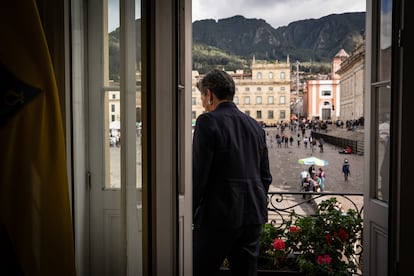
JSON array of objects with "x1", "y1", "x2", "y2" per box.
[{"x1": 193, "y1": 69, "x2": 273, "y2": 276}]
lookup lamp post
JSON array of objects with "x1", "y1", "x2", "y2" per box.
[{"x1": 296, "y1": 60, "x2": 300, "y2": 96}]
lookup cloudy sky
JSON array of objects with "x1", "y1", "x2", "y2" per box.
[{"x1": 192, "y1": 0, "x2": 366, "y2": 29}]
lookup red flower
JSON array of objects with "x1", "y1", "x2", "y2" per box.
[
  {"x1": 317, "y1": 254, "x2": 332, "y2": 264},
  {"x1": 289, "y1": 226, "x2": 300, "y2": 233},
  {"x1": 325, "y1": 233, "x2": 332, "y2": 245},
  {"x1": 273, "y1": 238, "x2": 285, "y2": 251},
  {"x1": 338, "y1": 228, "x2": 349, "y2": 241}
]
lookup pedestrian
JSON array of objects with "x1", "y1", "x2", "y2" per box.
[
  {"x1": 289, "y1": 136, "x2": 294, "y2": 146},
  {"x1": 313, "y1": 174, "x2": 322, "y2": 192},
  {"x1": 303, "y1": 136, "x2": 309, "y2": 149},
  {"x1": 319, "y1": 137, "x2": 324, "y2": 152},
  {"x1": 192, "y1": 69, "x2": 273, "y2": 276},
  {"x1": 297, "y1": 133, "x2": 301, "y2": 147},
  {"x1": 300, "y1": 169, "x2": 310, "y2": 189},
  {"x1": 311, "y1": 137, "x2": 317, "y2": 154},
  {"x1": 342, "y1": 159, "x2": 351, "y2": 181},
  {"x1": 302, "y1": 176, "x2": 312, "y2": 198},
  {"x1": 276, "y1": 135, "x2": 282, "y2": 148},
  {"x1": 318, "y1": 167, "x2": 326, "y2": 191},
  {"x1": 308, "y1": 164, "x2": 316, "y2": 179}
]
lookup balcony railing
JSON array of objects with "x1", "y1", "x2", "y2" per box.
[{"x1": 267, "y1": 191, "x2": 363, "y2": 222}]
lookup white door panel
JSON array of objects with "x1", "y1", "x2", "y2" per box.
[{"x1": 88, "y1": 0, "x2": 142, "y2": 275}]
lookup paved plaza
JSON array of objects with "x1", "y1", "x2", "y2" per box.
[
  {"x1": 109, "y1": 125, "x2": 365, "y2": 212},
  {"x1": 265, "y1": 126, "x2": 364, "y2": 215}
]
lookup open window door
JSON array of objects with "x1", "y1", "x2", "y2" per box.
[
  {"x1": 363, "y1": 0, "x2": 393, "y2": 275},
  {"x1": 87, "y1": 0, "x2": 142, "y2": 274}
]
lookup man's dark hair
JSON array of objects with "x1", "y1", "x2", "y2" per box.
[{"x1": 197, "y1": 69, "x2": 235, "y2": 100}]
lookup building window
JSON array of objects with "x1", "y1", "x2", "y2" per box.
[
  {"x1": 192, "y1": 111, "x2": 196, "y2": 119},
  {"x1": 257, "y1": 110, "x2": 262, "y2": 119},
  {"x1": 269, "y1": 72, "x2": 273, "y2": 79},
  {"x1": 244, "y1": 96, "x2": 250, "y2": 105},
  {"x1": 280, "y1": 110, "x2": 286, "y2": 119},
  {"x1": 280, "y1": 87, "x2": 285, "y2": 92},
  {"x1": 280, "y1": 72, "x2": 286, "y2": 79},
  {"x1": 257, "y1": 72, "x2": 262, "y2": 79},
  {"x1": 234, "y1": 96, "x2": 239, "y2": 104},
  {"x1": 245, "y1": 87, "x2": 250, "y2": 92},
  {"x1": 112, "y1": 93, "x2": 116, "y2": 99},
  {"x1": 257, "y1": 87, "x2": 262, "y2": 91},
  {"x1": 111, "y1": 104, "x2": 115, "y2": 112},
  {"x1": 245, "y1": 110, "x2": 250, "y2": 116},
  {"x1": 111, "y1": 114, "x2": 115, "y2": 121},
  {"x1": 280, "y1": 96, "x2": 286, "y2": 104},
  {"x1": 268, "y1": 96, "x2": 274, "y2": 104},
  {"x1": 256, "y1": 96, "x2": 262, "y2": 104},
  {"x1": 322, "y1": 90, "x2": 332, "y2": 96},
  {"x1": 192, "y1": 97, "x2": 196, "y2": 105},
  {"x1": 268, "y1": 110, "x2": 274, "y2": 119},
  {"x1": 268, "y1": 87, "x2": 273, "y2": 91}
]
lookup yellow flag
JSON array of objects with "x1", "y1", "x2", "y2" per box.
[{"x1": 0, "y1": 1, "x2": 76, "y2": 275}]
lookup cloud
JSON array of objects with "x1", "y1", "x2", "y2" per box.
[{"x1": 192, "y1": 0, "x2": 365, "y2": 28}]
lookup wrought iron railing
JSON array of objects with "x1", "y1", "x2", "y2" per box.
[
  {"x1": 267, "y1": 191, "x2": 363, "y2": 221},
  {"x1": 266, "y1": 191, "x2": 364, "y2": 275}
]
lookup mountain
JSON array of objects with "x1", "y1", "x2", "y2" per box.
[
  {"x1": 192, "y1": 12, "x2": 365, "y2": 63},
  {"x1": 107, "y1": 12, "x2": 365, "y2": 79}
]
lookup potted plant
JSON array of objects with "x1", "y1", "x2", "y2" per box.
[{"x1": 258, "y1": 197, "x2": 363, "y2": 275}]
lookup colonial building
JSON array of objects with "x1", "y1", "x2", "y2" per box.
[
  {"x1": 192, "y1": 58, "x2": 291, "y2": 126},
  {"x1": 336, "y1": 43, "x2": 365, "y2": 122},
  {"x1": 304, "y1": 49, "x2": 349, "y2": 120}
]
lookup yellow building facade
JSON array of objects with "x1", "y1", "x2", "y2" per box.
[{"x1": 192, "y1": 60, "x2": 291, "y2": 126}]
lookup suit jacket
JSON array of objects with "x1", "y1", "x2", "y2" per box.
[{"x1": 193, "y1": 102, "x2": 272, "y2": 229}]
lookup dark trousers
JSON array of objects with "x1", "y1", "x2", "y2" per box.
[{"x1": 193, "y1": 224, "x2": 262, "y2": 276}]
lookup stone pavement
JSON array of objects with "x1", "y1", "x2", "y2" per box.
[{"x1": 265, "y1": 126, "x2": 364, "y2": 216}]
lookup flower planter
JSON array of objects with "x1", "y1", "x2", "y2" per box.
[{"x1": 218, "y1": 267, "x2": 305, "y2": 275}]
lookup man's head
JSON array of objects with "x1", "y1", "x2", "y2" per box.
[{"x1": 197, "y1": 69, "x2": 235, "y2": 101}]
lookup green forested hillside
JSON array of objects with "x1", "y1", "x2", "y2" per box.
[{"x1": 108, "y1": 12, "x2": 364, "y2": 79}]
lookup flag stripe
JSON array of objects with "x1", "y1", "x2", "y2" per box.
[{"x1": 0, "y1": 1, "x2": 76, "y2": 275}]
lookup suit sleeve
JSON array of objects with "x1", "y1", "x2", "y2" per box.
[{"x1": 192, "y1": 114, "x2": 215, "y2": 218}]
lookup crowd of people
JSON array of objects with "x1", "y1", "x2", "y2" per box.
[
  {"x1": 266, "y1": 130, "x2": 325, "y2": 153},
  {"x1": 300, "y1": 165, "x2": 327, "y2": 196}
]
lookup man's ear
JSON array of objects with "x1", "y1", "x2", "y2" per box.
[
  {"x1": 205, "y1": 89, "x2": 213, "y2": 102},
  {"x1": 205, "y1": 88, "x2": 211, "y2": 97}
]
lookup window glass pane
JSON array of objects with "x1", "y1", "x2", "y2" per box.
[
  {"x1": 268, "y1": 96, "x2": 273, "y2": 104},
  {"x1": 135, "y1": 1, "x2": 142, "y2": 189},
  {"x1": 105, "y1": 0, "x2": 142, "y2": 189},
  {"x1": 268, "y1": 110, "x2": 274, "y2": 119},
  {"x1": 106, "y1": 0, "x2": 120, "y2": 189},
  {"x1": 376, "y1": 86, "x2": 390, "y2": 202},
  {"x1": 244, "y1": 96, "x2": 250, "y2": 104},
  {"x1": 377, "y1": 0, "x2": 392, "y2": 81}
]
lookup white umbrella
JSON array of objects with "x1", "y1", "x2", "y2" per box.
[{"x1": 298, "y1": 156, "x2": 329, "y2": 166}]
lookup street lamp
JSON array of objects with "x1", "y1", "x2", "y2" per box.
[{"x1": 296, "y1": 60, "x2": 300, "y2": 96}]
